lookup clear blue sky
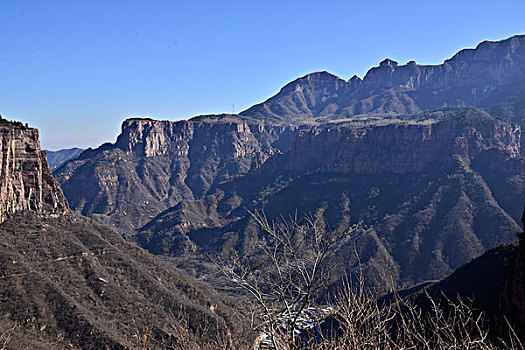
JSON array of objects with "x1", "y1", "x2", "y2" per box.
[{"x1": 1, "y1": 0, "x2": 524, "y2": 150}]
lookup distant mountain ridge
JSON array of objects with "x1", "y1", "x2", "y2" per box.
[
  {"x1": 242, "y1": 35, "x2": 525, "y2": 126},
  {"x1": 45, "y1": 147, "x2": 84, "y2": 171}
]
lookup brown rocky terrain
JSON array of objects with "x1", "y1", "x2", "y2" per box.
[
  {"x1": 0, "y1": 213, "x2": 250, "y2": 349},
  {"x1": 0, "y1": 117, "x2": 251, "y2": 349},
  {"x1": 0, "y1": 117, "x2": 69, "y2": 223}
]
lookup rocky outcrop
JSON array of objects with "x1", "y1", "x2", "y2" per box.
[
  {"x1": 242, "y1": 35, "x2": 525, "y2": 125},
  {"x1": 114, "y1": 116, "x2": 292, "y2": 159},
  {"x1": 0, "y1": 122, "x2": 68, "y2": 223}
]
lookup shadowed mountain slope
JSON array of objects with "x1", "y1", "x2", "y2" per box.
[
  {"x1": 409, "y1": 244, "x2": 518, "y2": 320},
  {"x1": 500, "y1": 221, "x2": 525, "y2": 341}
]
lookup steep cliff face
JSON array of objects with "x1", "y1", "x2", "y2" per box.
[
  {"x1": 265, "y1": 111, "x2": 522, "y2": 175},
  {"x1": 55, "y1": 115, "x2": 297, "y2": 232},
  {"x1": 0, "y1": 122, "x2": 68, "y2": 223},
  {"x1": 115, "y1": 116, "x2": 292, "y2": 161},
  {"x1": 242, "y1": 35, "x2": 525, "y2": 125}
]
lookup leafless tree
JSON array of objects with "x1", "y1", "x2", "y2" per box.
[{"x1": 212, "y1": 210, "x2": 361, "y2": 349}]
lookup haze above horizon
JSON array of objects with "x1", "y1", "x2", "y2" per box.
[{"x1": 1, "y1": 0, "x2": 524, "y2": 150}]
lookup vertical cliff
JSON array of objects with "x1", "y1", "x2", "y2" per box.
[
  {"x1": 260, "y1": 111, "x2": 522, "y2": 175},
  {"x1": 0, "y1": 120, "x2": 69, "y2": 223}
]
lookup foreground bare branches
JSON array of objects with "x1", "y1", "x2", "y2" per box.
[
  {"x1": 330, "y1": 281, "x2": 522, "y2": 350},
  {"x1": 214, "y1": 211, "x2": 523, "y2": 350}
]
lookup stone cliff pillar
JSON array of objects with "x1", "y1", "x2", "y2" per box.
[{"x1": 0, "y1": 122, "x2": 69, "y2": 223}]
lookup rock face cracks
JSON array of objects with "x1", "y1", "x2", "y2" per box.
[{"x1": 0, "y1": 123, "x2": 68, "y2": 223}]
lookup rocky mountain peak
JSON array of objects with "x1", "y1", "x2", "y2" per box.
[
  {"x1": 379, "y1": 58, "x2": 399, "y2": 67},
  {"x1": 348, "y1": 74, "x2": 363, "y2": 86},
  {"x1": 279, "y1": 71, "x2": 347, "y2": 94}
]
